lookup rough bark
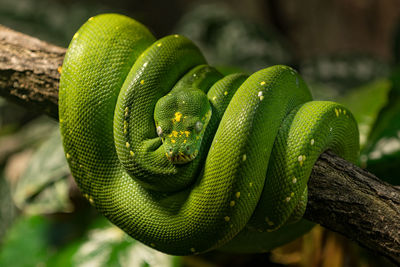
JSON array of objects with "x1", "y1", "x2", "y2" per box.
[
  {"x1": 0, "y1": 25, "x2": 399, "y2": 264},
  {"x1": 0, "y1": 25, "x2": 64, "y2": 119}
]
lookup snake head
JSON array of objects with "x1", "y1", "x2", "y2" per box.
[{"x1": 154, "y1": 90, "x2": 211, "y2": 164}]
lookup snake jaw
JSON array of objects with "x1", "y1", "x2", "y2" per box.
[{"x1": 167, "y1": 151, "x2": 198, "y2": 164}]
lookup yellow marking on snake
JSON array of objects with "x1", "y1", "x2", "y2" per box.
[{"x1": 172, "y1": 112, "x2": 183, "y2": 123}]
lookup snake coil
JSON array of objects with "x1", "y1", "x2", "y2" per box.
[{"x1": 59, "y1": 14, "x2": 359, "y2": 255}]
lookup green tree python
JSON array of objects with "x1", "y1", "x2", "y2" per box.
[{"x1": 59, "y1": 14, "x2": 359, "y2": 255}]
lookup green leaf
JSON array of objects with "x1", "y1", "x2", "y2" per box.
[
  {"x1": 49, "y1": 217, "x2": 182, "y2": 267},
  {"x1": 359, "y1": 72, "x2": 400, "y2": 184},
  {"x1": 12, "y1": 128, "x2": 71, "y2": 214},
  {"x1": 0, "y1": 215, "x2": 53, "y2": 267},
  {"x1": 339, "y1": 79, "x2": 391, "y2": 149}
]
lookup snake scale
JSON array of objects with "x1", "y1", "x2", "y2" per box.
[{"x1": 59, "y1": 14, "x2": 359, "y2": 255}]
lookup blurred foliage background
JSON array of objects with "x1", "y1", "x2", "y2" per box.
[{"x1": 0, "y1": 0, "x2": 399, "y2": 266}]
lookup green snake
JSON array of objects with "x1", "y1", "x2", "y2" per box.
[{"x1": 59, "y1": 14, "x2": 359, "y2": 255}]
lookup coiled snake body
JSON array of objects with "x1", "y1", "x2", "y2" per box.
[{"x1": 59, "y1": 14, "x2": 359, "y2": 255}]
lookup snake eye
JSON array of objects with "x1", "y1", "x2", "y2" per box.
[
  {"x1": 195, "y1": 121, "x2": 203, "y2": 133},
  {"x1": 156, "y1": 126, "x2": 163, "y2": 137}
]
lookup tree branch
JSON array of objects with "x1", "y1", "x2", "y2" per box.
[
  {"x1": 0, "y1": 25, "x2": 63, "y2": 119},
  {"x1": 1, "y1": 25, "x2": 399, "y2": 264}
]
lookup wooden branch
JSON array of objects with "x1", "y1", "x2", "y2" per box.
[
  {"x1": 1, "y1": 25, "x2": 399, "y2": 264},
  {"x1": 306, "y1": 151, "x2": 400, "y2": 264},
  {"x1": 0, "y1": 25, "x2": 64, "y2": 119}
]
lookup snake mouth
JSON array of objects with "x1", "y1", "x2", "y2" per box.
[{"x1": 167, "y1": 152, "x2": 198, "y2": 164}]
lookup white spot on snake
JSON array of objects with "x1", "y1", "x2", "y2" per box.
[
  {"x1": 224, "y1": 91, "x2": 228, "y2": 95},
  {"x1": 292, "y1": 177, "x2": 297, "y2": 184},
  {"x1": 140, "y1": 80, "x2": 145, "y2": 85},
  {"x1": 73, "y1": 32, "x2": 79, "y2": 39},
  {"x1": 157, "y1": 43, "x2": 162, "y2": 47},
  {"x1": 343, "y1": 109, "x2": 347, "y2": 115},
  {"x1": 124, "y1": 107, "x2": 129, "y2": 117},
  {"x1": 260, "y1": 81, "x2": 266, "y2": 86},
  {"x1": 291, "y1": 192, "x2": 295, "y2": 197},
  {"x1": 212, "y1": 96, "x2": 217, "y2": 101},
  {"x1": 126, "y1": 142, "x2": 130, "y2": 148},
  {"x1": 285, "y1": 196, "x2": 291, "y2": 202},
  {"x1": 66, "y1": 153, "x2": 70, "y2": 159},
  {"x1": 298, "y1": 155, "x2": 306, "y2": 166},
  {"x1": 230, "y1": 201, "x2": 235, "y2": 207},
  {"x1": 258, "y1": 91, "x2": 264, "y2": 101},
  {"x1": 156, "y1": 126, "x2": 163, "y2": 136},
  {"x1": 193, "y1": 73, "x2": 197, "y2": 77},
  {"x1": 59, "y1": 119, "x2": 64, "y2": 123},
  {"x1": 249, "y1": 182, "x2": 253, "y2": 187},
  {"x1": 174, "y1": 34, "x2": 179, "y2": 38},
  {"x1": 242, "y1": 154, "x2": 247, "y2": 161},
  {"x1": 330, "y1": 127, "x2": 333, "y2": 132},
  {"x1": 310, "y1": 138, "x2": 315, "y2": 145},
  {"x1": 224, "y1": 216, "x2": 230, "y2": 222},
  {"x1": 130, "y1": 151, "x2": 134, "y2": 157},
  {"x1": 335, "y1": 108, "x2": 339, "y2": 117},
  {"x1": 88, "y1": 17, "x2": 94, "y2": 21},
  {"x1": 143, "y1": 62, "x2": 148, "y2": 67},
  {"x1": 235, "y1": 192, "x2": 241, "y2": 198}
]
